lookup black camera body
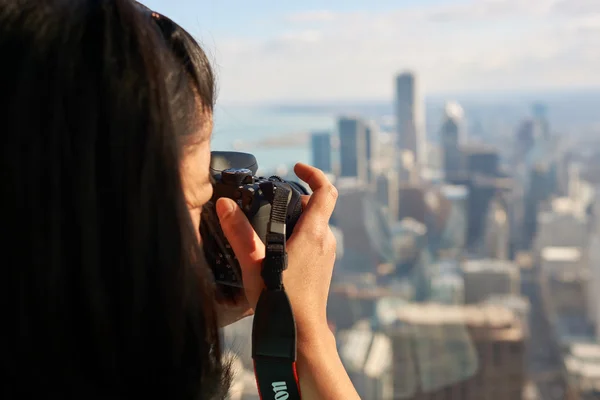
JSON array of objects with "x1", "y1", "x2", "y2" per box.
[{"x1": 200, "y1": 152, "x2": 308, "y2": 297}]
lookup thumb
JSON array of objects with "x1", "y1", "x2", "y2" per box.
[{"x1": 216, "y1": 198, "x2": 265, "y2": 306}]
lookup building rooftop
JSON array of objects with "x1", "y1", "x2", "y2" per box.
[
  {"x1": 337, "y1": 323, "x2": 393, "y2": 378},
  {"x1": 387, "y1": 303, "x2": 518, "y2": 329},
  {"x1": 571, "y1": 343, "x2": 600, "y2": 361},
  {"x1": 485, "y1": 294, "x2": 531, "y2": 313},
  {"x1": 335, "y1": 177, "x2": 368, "y2": 191},
  {"x1": 440, "y1": 184, "x2": 468, "y2": 199},
  {"x1": 516, "y1": 251, "x2": 534, "y2": 269},
  {"x1": 462, "y1": 259, "x2": 518, "y2": 273},
  {"x1": 394, "y1": 218, "x2": 427, "y2": 236},
  {"x1": 444, "y1": 101, "x2": 464, "y2": 121},
  {"x1": 471, "y1": 174, "x2": 513, "y2": 190},
  {"x1": 331, "y1": 283, "x2": 411, "y2": 300},
  {"x1": 565, "y1": 355, "x2": 600, "y2": 379},
  {"x1": 541, "y1": 246, "x2": 582, "y2": 263},
  {"x1": 523, "y1": 381, "x2": 541, "y2": 400}
]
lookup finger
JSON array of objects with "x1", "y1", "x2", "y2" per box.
[
  {"x1": 301, "y1": 195, "x2": 310, "y2": 209},
  {"x1": 216, "y1": 198, "x2": 264, "y2": 306},
  {"x1": 294, "y1": 163, "x2": 338, "y2": 225}
]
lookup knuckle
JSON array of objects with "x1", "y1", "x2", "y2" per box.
[
  {"x1": 220, "y1": 208, "x2": 238, "y2": 226},
  {"x1": 328, "y1": 184, "x2": 339, "y2": 202},
  {"x1": 313, "y1": 225, "x2": 327, "y2": 243},
  {"x1": 316, "y1": 228, "x2": 337, "y2": 254}
]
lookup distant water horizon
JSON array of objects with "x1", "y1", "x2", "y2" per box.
[
  {"x1": 219, "y1": 86, "x2": 600, "y2": 109},
  {"x1": 212, "y1": 87, "x2": 600, "y2": 173}
]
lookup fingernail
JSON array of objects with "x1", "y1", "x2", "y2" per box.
[{"x1": 216, "y1": 198, "x2": 235, "y2": 220}]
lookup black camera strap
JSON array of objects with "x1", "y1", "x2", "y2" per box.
[{"x1": 252, "y1": 183, "x2": 302, "y2": 400}]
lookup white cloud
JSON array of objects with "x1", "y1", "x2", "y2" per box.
[
  {"x1": 279, "y1": 30, "x2": 322, "y2": 43},
  {"x1": 427, "y1": 0, "x2": 557, "y2": 22},
  {"x1": 553, "y1": 0, "x2": 600, "y2": 16},
  {"x1": 285, "y1": 10, "x2": 337, "y2": 23},
  {"x1": 209, "y1": 0, "x2": 600, "y2": 103}
]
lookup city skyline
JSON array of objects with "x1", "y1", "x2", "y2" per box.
[
  {"x1": 136, "y1": 2, "x2": 600, "y2": 398},
  {"x1": 140, "y1": 0, "x2": 600, "y2": 103},
  {"x1": 219, "y1": 52, "x2": 600, "y2": 400}
]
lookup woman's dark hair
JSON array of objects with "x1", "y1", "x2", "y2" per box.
[{"x1": 0, "y1": 0, "x2": 229, "y2": 398}]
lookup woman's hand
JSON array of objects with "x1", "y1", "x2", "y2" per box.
[
  {"x1": 215, "y1": 163, "x2": 338, "y2": 341},
  {"x1": 217, "y1": 164, "x2": 360, "y2": 400}
]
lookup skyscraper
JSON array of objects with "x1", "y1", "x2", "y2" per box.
[
  {"x1": 440, "y1": 101, "x2": 465, "y2": 182},
  {"x1": 395, "y1": 71, "x2": 425, "y2": 166},
  {"x1": 310, "y1": 131, "x2": 332, "y2": 173},
  {"x1": 338, "y1": 116, "x2": 368, "y2": 182},
  {"x1": 532, "y1": 102, "x2": 550, "y2": 138},
  {"x1": 375, "y1": 170, "x2": 399, "y2": 221},
  {"x1": 483, "y1": 195, "x2": 511, "y2": 260},
  {"x1": 365, "y1": 123, "x2": 378, "y2": 183},
  {"x1": 515, "y1": 119, "x2": 536, "y2": 161}
]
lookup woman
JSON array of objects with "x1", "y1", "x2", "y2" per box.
[{"x1": 0, "y1": 0, "x2": 360, "y2": 399}]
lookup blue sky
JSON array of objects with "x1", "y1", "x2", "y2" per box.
[
  {"x1": 143, "y1": 0, "x2": 456, "y2": 37},
  {"x1": 140, "y1": 0, "x2": 600, "y2": 104}
]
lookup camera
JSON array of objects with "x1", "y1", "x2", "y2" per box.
[{"x1": 200, "y1": 151, "x2": 308, "y2": 298}]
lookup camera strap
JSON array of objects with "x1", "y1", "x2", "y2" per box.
[{"x1": 252, "y1": 183, "x2": 302, "y2": 400}]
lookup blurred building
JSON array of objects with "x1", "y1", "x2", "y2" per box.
[
  {"x1": 365, "y1": 121, "x2": 378, "y2": 183},
  {"x1": 531, "y1": 102, "x2": 550, "y2": 138},
  {"x1": 458, "y1": 144, "x2": 513, "y2": 251},
  {"x1": 331, "y1": 185, "x2": 394, "y2": 273},
  {"x1": 588, "y1": 233, "x2": 600, "y2": 342},
  {"x1": 462, "y1": 259, "x2": 520, "y2": 304},
  {"x1": 534, "y1": 198, "x2": 589, "y2": 250},
  {"x1": 440, "y1": 102, "x2": 466, "y2": 182},
  {"x1": 423, "y1": 188, "x2": 453, "y2": 247},
  {"x1": 515, "y1": 119, "x2": 536, "y2": 161},
  {"x1": 429, "y1": 260, "x2": 465, "y2": 305},
  {"x1": 310, "y1": 131, "x2": 332, "y2": 173},
  {"x1": 523, "y1": 381, "x2": 541, "y2": 400},
  {"x1": 383, "y1": 303, "x2": 525, "y2": 400},
  {"x1": 398, "y1": 149, "x2": 420, "y2": 184},
  {"x1": 471, "y1": 182, "x2": 513, "y2": 249},
  {"x1": 483, "y1": 194, "x2": 511, "y2": 260},
  {"x1": 505, "y1": 179, "x2": 526, "y2": 255},
  {"x1": 397, "y1": 184, "x2": 427, "y2": 224},
  {"x1": 375, "y1": 169, "x2": 400, "y2": 221},
  {"x1": 395, "y1": 72, "x2": 426, "y2": 166},
  {"x1": 538, "y1": 245, "x2": 593, "y2": 346},
  {"x1": 523, "y1": 163, "x2": 558, "y2": 248},
  {"x1": 438, "y1": 185, "x2": 469, "y2": 254},
  {"x1": 337, "y1": 321, "x2": 393, "y2": 400},
  {"x1": 563, "y1": 343, "x2": 600, "y2": 400},
  {"x1": 484, "y1": 295, "x2": 532, "y2": 338},
  {"x1": 338, "y1": 116, "x2": 369, "y2": 182},
  {"x1": 328, "y1": 280, "x2": 412, "y2": 332},
  {"x1": 391, "y1": 218, "x2": 427, "y2": 271},
  {"x1": 427, "y1": 143, "x2": 443, "y2": 171},
  {"x1": 557, "y1": 151, "x2": 574, "y2": 197},
  {"x1": 539, "y1": 246, "x2": 583, "y2": 277},
  {"x1": 567, "y1": 163, "x2": 595, "y2": 213},
  {"x1": 464, "y1": 144, "x2": 499, "y2": 177}
]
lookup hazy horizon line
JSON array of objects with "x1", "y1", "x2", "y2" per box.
[{"x1": 218, "y1": 85, "x2": 600, "y2": 108}]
